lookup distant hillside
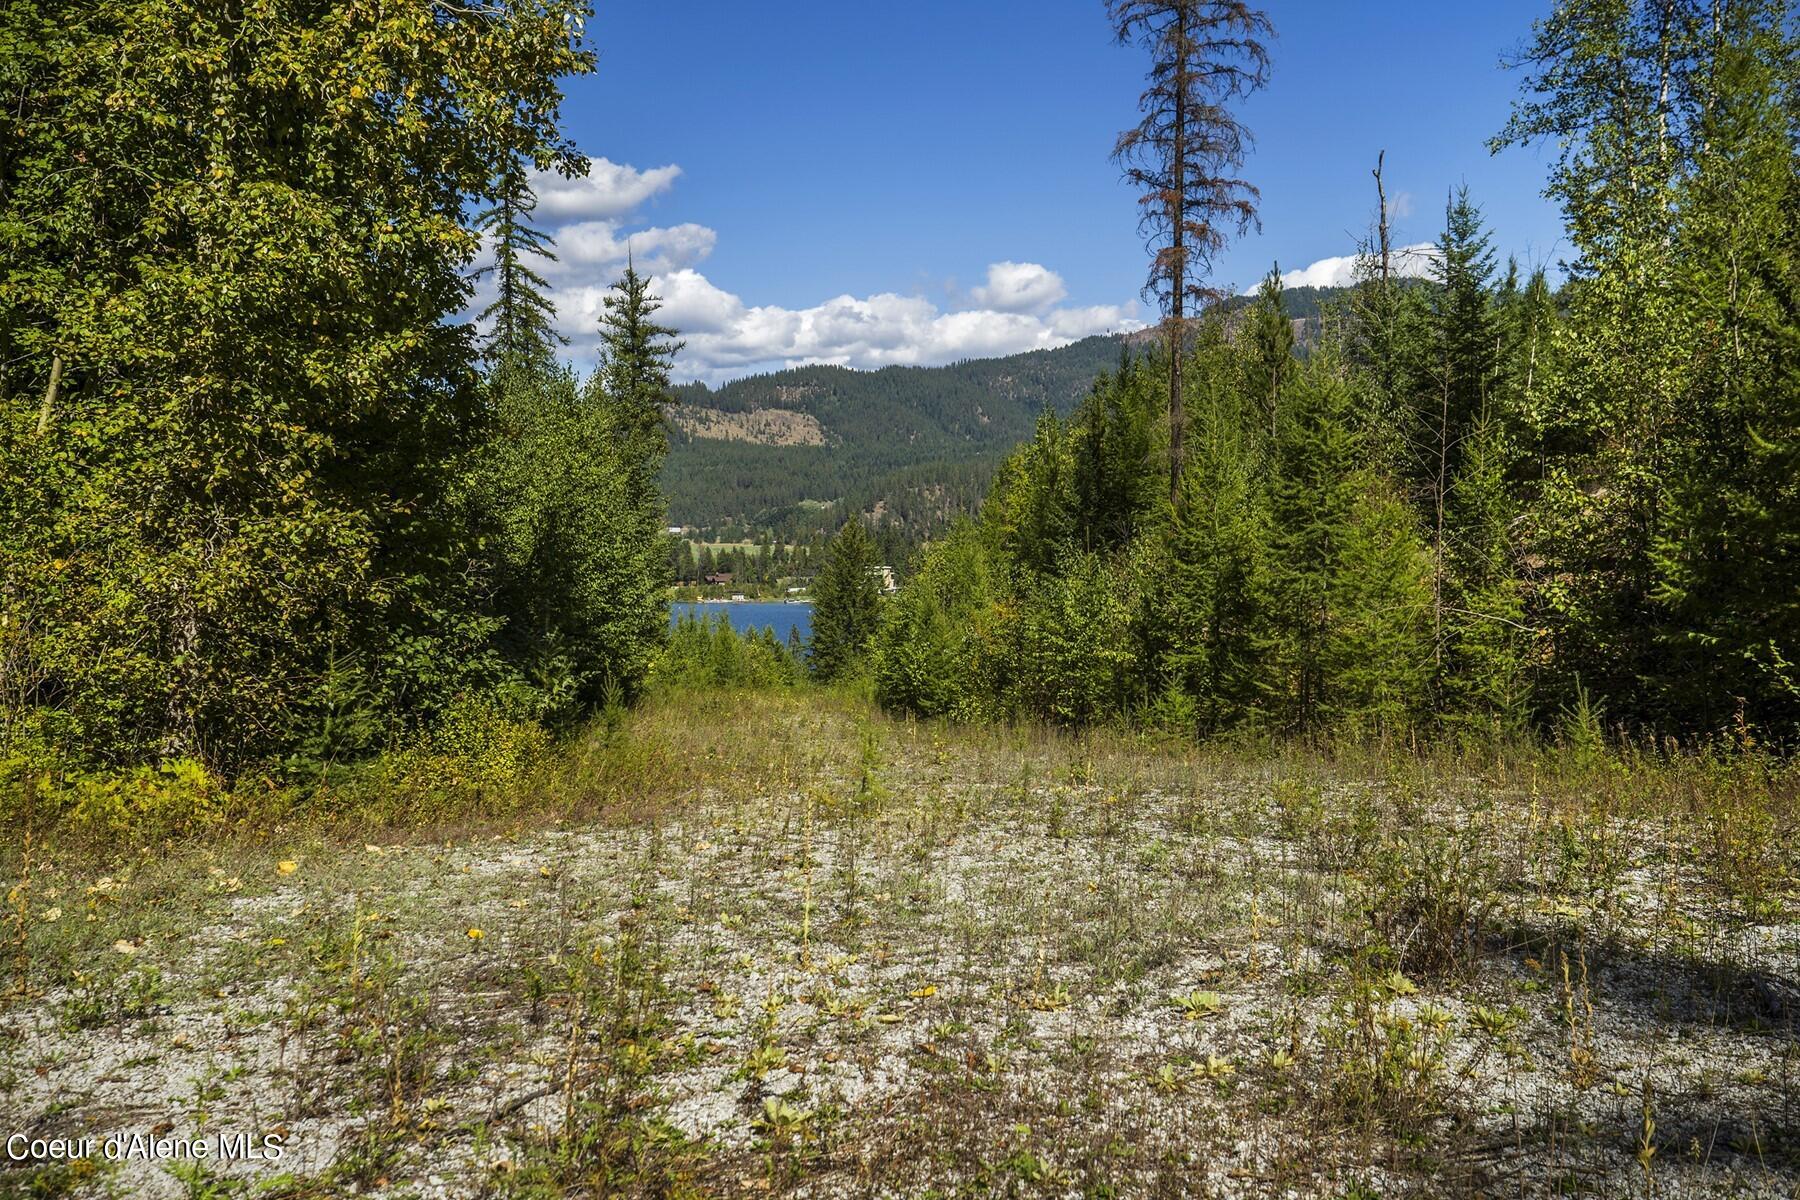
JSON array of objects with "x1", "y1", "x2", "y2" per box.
[
  {"x1": 661, "y1": 335, "x2": 1128, "y2": 537},
  {"x1": 660, "y1": 284, "x2": 1369, "y2": 539}
]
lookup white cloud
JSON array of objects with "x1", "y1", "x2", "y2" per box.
[
  {"x1": 531, "y1": 159, "x2": 681, "y2": 221},
  {"x1": 1255, "y1": 241, "x2": 1440, "y2": 291},
  {"x1": 969, "y1": 261, "x2": 1068, "y2": 313},
  {"x1": 548, "y1": 271, "x2": 1142, "y2": 382},
  {"x1": 551, "y1": 219, "x2": 717, "y2": 278},
  {"x1": 474, "y1": 158, "x2": 1143, "y2": 381}
]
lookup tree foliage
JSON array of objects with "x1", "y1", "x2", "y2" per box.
[{"x1": 808, "y1": 518, "x2": 882, "y2": 682}]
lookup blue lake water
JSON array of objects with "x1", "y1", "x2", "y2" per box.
[{"x1": 671, "y1": 600, "x2": 813, "y2": 646}]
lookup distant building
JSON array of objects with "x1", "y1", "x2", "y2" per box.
[
  {"x1": 703, "y1": 572, "x2": 734, "y2": 585},
  {"x1": 870, "y1": 565, "x2": 898, "y2": 593}
]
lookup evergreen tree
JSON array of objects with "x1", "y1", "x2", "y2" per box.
[
  {"x1": 1322, "y1": 480, "x2": 1434, "y2": 736},
  {"x1": 985, "y1": 411, "x2": 1077, "y2": 578},
  {"x1": 473, "y1": 362, "x2": 663, "y2": 720},
  {"x1": 1070, "y1": 352, "x2": 1162, "y2": 553},
  {"x1": 1243, "y1": 266, "x2": 1293, "y2": 443},
  {"x1": 1109, "y1": 0, "x2": 1273, "y2": 505},
  {"x1": 1163, "y1": 386, "x2": 1266, "y2": 732},
  {"x1": 595, "y1": 258, "x2": 684, "y2": 479},
  {"x1": 1441, "y1": 418, "x2": 1532, "y2": 733},
  {"x1": 809, "y1": 518, "x2": 882, "y2": 681},
  {"x1": 1421, "y1": 187, "x2": 1500, "y2": 486},
  {"x1": 474, "y1": 157, "x2": 566, "y2": 370},
  {"x1": 1261, "y1": 353, "x2": 1364, "y2": 732}
]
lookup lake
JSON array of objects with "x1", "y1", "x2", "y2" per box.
[{"x1": 670, "y1": 600, "x2": 813, "y2": 645}]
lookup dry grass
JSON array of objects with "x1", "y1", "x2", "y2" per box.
[{"x1": 1, "y1": 690, "x2": 1796, "y2": 1198}]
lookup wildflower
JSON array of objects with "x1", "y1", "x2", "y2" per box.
[
  {"x1": 466, "y1": 927, "x2": 484, "y2": 941},
  {"x1": 276, "y1": 861, "x2": 298, "y2": 876}
]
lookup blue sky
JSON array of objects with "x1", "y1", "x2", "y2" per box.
[{"x1": 526, "y1": 1, "x2": 1567, "y2": 381}]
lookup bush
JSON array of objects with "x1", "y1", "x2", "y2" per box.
[
  {"x1": 1361, "y1": 818, "x2": 1498, "y2": 979},
  {"x1": 0, "y1": 752, "x2": 228, "y2": 842},
  {"x1": 367, "y1": 695, "x2": 551, "y2": 812},
  {"x1": 649, "y1": 615, "x2": 801, "y2": 692},
  {"x1": 871, "y1": 520, "x2": 999, "y2": 721}
]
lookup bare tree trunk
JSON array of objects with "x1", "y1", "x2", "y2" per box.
[
  {"x1": 1372, "y1": 150, "x2": 1391, "y2": 286},
  {"x1": 34, "y1": 353, "x2": 63, "y2": 436},
  {"x1": 1167, "y1": 6, "x2": 1187, "y2": 511}
]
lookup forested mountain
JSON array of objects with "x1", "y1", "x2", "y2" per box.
[
  {"x1": 660, "y1": 336, "x2": 1126, "y2": 536},
  {"x1": 661, "y1": 284, "x2": 1373, "y2": 540}
]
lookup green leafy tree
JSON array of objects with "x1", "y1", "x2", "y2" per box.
[
  {"x1": 1652, "y1": 5, "x2": 1800, "y2": 733},
  {"x1": 809, "y1": 518, "x2": 882, "y2": 681},
  {"x1": 0, "y1": 0, "x2": 594, "y2": 770},
  {"x1": 1493, "y1": 0, "x2": 1713, "y2": 723}
]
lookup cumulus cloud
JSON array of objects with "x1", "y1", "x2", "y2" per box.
[
  {"x1": 1256, "y1": 242, "x2": 1441, "y2": 291},
  {"x1": 551, "y1": 270, "x2": 1142, "y2": 382},
  {"x1": 551, "y1": 219, "x2": 717, "y2": 278},
  {"x1": 475, "y1": 158, "x2": 1142, "y2": 381},
  {"x1": 969, "y1": 261, "x2": 1068, "y2": 313},
  {"x1": 531, "y1": 159, "x2": 682, "y2": 221}
]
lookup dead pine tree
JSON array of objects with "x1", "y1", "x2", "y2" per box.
[{"x1": 1110, "y1": 0, "x2": 1272, "y2": 507}]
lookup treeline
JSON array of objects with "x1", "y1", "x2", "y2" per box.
[
  {"x1": 868, "y1": 0, "x2": 1799, "y2": 745},
  {"x1": 0, "y1": 0, "x2": 675, "y2": 780}
]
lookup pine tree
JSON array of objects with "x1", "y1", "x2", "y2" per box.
[
  {"x1": 474, "y1": 157, "x2": 566, "y2": 370},
  {"x1": 1416, "y1": 189, "x2": 1503, "y2": 697},
  {"x1": 1071, "y1": 351, "x2": 1162, "y2": 553},
  {"x1": 1109, "y1": 0, "x2": 1273, "y2": 506},
  {"x1": 1323, "y1": 480, "x2": 1434, "y2": 736},
  {"x1": 1423, "y1": 187, "x2": 1500, "y2": 483},
  {"x1": 1261, "y1": 352, "x2": 1364, "y2": 732},
  {"x1": 1164, "y1": 377, "x2": 1266, "y2": 732},
  {"x1": 809, "y1": 518, "x2": 882, "y2": 681},
  {"x1": 985, "y1": 410, "x2": 1077, "y2": 579},
  {"x1": 1441, "y1": 417, "x2": 1532, "y2": 734},
  {"x1": 1243, "y1": 266, "x2": 1293, "y2": 443},
  {"x1": 595, "y1": 258, "x2": 685, "y2": 469}
]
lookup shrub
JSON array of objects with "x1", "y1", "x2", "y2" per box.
[
  {"x1": 1361, "y1": 817, "x2": 1498, "y2": 978},
  {"x1": 649, "y1": 615, "x2": 800, "y2": 692},
  {"x1": 58, "y1": 759, "x2": 225, "y2": 841}
]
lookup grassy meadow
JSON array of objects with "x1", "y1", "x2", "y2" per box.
[{"x1": 3, "y1": 688, "x2": 1796, "y2": 1198}]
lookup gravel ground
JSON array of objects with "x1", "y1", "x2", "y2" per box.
[{"x1": 2, "y1": 698, "x2": 1796, "y2": 1198}]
